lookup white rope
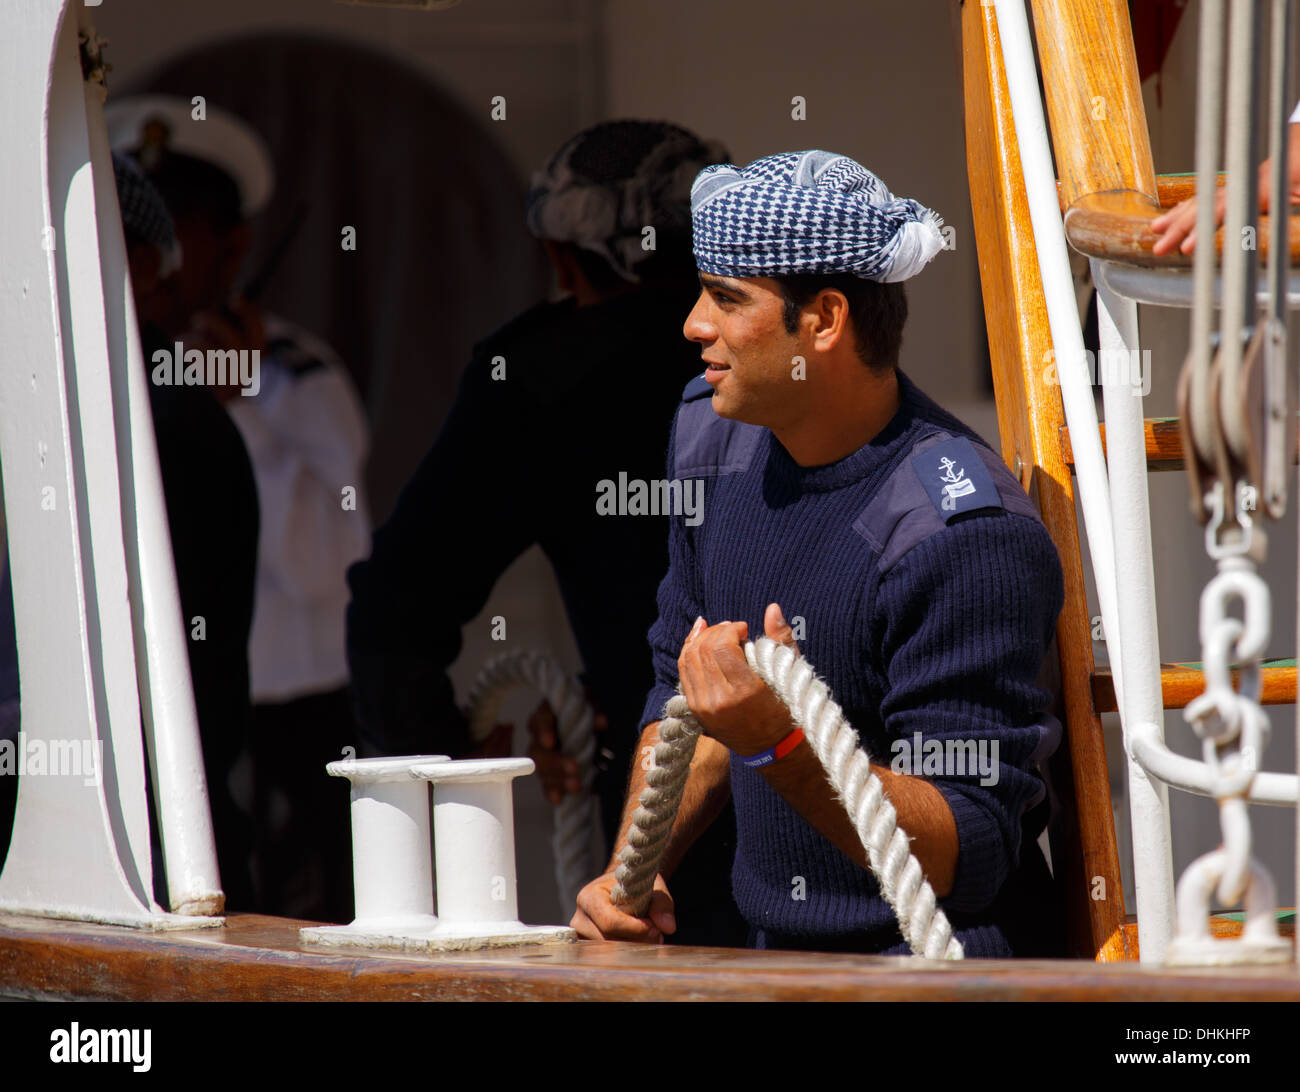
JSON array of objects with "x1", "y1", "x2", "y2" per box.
[
  {"x1": 609, "y1": 695, "x2": 700, "y2": 911},
  {"x1": 466, "y1": 650, "x2": 600, "y2": 917},
  {"x1": 611, "y1": 637, "x2": 964, "y2": 959}
]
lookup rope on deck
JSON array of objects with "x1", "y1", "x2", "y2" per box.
[
  {"x1": 467, "y1": 650, "x2": 598, "y2": 917},
  {"x1": 610, "y1": 637, "x2": 964, "y2": 960}
]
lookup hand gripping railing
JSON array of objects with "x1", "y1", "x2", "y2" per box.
[{"x1": 609, "y1": 638, "x2": 964, "y2": 960}]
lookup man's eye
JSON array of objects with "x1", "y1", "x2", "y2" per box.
[{"x1": 712, "y1": 292, "x2": 733, "y2": 305}]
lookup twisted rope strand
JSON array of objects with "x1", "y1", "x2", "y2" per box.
[
  {"x1": 610, "y1": 695, "x2": 699, "y2": 907},
  {"x1": 466, "y1": 650, "x2": 600, "y2": 916},
  {"x1": 610, "y1": 637, "x2": 963, "y2": 960}
]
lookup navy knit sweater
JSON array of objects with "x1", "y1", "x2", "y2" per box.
[{"x1": 640, "y1": 369, "x2": 1066, "y2": 957}]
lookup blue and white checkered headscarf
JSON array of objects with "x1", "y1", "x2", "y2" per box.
[{"x1": 690, "y1": 150, "x2": 945, "y2": 283}]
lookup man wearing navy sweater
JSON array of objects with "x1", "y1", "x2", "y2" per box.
[{"x1": 571, "y1": 151, "x2": 1067, "y2": 956}]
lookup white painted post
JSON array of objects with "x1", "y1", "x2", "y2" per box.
[
  {"x1": 1093, "y1": 267, "x2": 1177, "y2": 962},
  {"x1": 346, "y1": 761, "x2": 441, "y2": 928},
  {"x1": 417, "y1": 758, "x2": 574, "y2": 949},
  {"x1": 991, "y1": 0, "x2": 1130, "y2": 718},
  {"x1": 301, "y1": 756, "x2": 446, "y2": 941},
  {"x1": 426, "y1": 759, "x2": 527, "y2": 925}
]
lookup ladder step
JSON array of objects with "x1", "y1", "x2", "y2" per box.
[
  {"x1": 1092, "y1": 660, "x2": 1297, "y2": 714},
  {"x1": 1115, "y1": 910, "x2": 1296, "y2": 960},
  {"x1": 1060, "y1": 417, "x2": 1300, "y2": 473}
]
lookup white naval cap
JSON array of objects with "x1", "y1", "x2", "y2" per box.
[{"x1": 104, "y1": 94, "x2": 275, "y2": 217}]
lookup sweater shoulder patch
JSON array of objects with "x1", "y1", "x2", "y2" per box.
[
  {"x1": 853, "y1": 430, "x2": 1041, "y2": 571},
  {"x1": 911, "y1": 435, "x2": 1002, "y2": 522},
  {"x1": 673, "y1": 385, "x2": 765, "y2": 477}
]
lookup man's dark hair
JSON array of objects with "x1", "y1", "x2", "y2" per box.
[
  {"x1": 143, "y1": 151, "x2": 244, "y2": 234},
  {"x1": 567, "y1": 242, "x2": 699, "y2": 296},
  {"x1": 569, "y1": 244, "x2": 633, "y2": 294},
  {"x1": 773, "y1": 273, "x2": 907, "y2": 372}
]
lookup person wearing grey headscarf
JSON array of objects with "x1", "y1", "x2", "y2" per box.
[
  {"x1": 347, "y1": 120, "x2": 749, "y2": 946},
  {"x1": 525, "y1": 120, "x2": 729, "y2": 284}
]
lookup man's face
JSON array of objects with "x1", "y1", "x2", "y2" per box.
[
  {"x1": 683, "y1": 272, "x2": 806, "y2": 429},
  {"x1": 156, "y1": 214, "x2": 250, "y2": 334}
]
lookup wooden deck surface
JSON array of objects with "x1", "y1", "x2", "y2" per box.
[{"x1": 1, "y1": 913, "x2": 1297, "y2": 1001}]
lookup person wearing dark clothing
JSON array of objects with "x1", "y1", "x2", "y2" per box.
[
  {"x1": 346, "y1": 121, "x2": 748, "y2": 945},
  {"x1": 650, "y1": 369, "x2": 1064, "y2": 956}
]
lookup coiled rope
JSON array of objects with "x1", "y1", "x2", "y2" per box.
[
  {"x1": 466, "y1": 650, "x2": 600, "y2": 916},
  {"x1": 610, "y1": 637, "x2": 964, "y2": 959}
]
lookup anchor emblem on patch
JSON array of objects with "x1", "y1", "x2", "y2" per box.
[
  {"x1": 938, "y1": 456, "x2": 977, "y2": 510},
  {"x1": 910, "y1": 435, "x2": 1003, "y2": 523}
]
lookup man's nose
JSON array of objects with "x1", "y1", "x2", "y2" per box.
[{"x1": 683, "y1": 292, "x2": 716, "y2": 344}]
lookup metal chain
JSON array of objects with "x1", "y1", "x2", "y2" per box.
[
  {"x1": 1169, "y1": 483, "x2": 1289, "y2": 964},
  {"x1": 1168, "y1": 0, "x2": 1293, "y2": 967}
]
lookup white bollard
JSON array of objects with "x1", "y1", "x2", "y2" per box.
[
  {"x1": 414, "y1": 758, "x2": 574, "y2": 950},
  {"x1": 299, "y1": 755, "x2": 447, "y2": 948},
  {"x1": 300, "y1": 755, "x2": 575, "y2": 952}
]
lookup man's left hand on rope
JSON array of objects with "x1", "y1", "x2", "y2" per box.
[{"x1": 677, "y1": 603, "x2": 800, "y2": 758}]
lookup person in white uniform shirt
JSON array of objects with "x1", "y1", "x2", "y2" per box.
[{"x1": 227, "y1": 320, "x2": 371, "y2": 709}]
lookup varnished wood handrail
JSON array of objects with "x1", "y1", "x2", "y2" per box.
[
  {"x1": 1063, "y1": 190, "x2": 1300, "y2": 267},
  {"x1": 0, "y1": 913, "x2": 1296, "y2": 1001}
]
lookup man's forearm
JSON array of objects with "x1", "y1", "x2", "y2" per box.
[
  {"x1": 606, "y1": 720, "x2": 731, "y2": 878},
  {"x1": 758, "y1": 740, "x2": 958, "y2": 896}
]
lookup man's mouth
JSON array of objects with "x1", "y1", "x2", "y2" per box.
[{"x1": 703, "y1": 359, "x2": 730, "y2": 382}]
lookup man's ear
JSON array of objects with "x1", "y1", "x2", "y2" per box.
[
  {"x1": 125, "y1": 242, "x2": 163, "y2": 299},
  {"x1": 809, "y1": 287, "x2": 851, "y2": 353},
  {"x1": 542, "y1": 238, "x2": 578, "y2": 296}
]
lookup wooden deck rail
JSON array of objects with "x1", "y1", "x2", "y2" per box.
[{"x1": 1, "y1": 914, "x2": 1295, "y2": 1001}]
